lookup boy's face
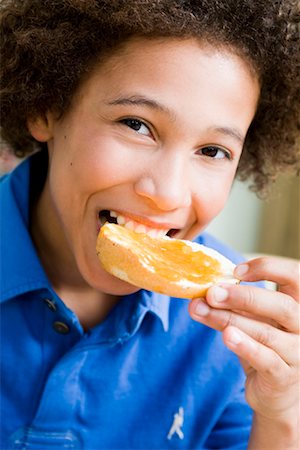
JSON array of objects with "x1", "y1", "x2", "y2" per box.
[{"x1": 31, "y1": 38, "x2": 259, "y2": 295}]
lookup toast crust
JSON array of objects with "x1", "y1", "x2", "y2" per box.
[{"x1": 96, "y1": 223, "x2": 238, "y2": 299}]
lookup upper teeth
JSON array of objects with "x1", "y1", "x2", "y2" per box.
[{"x1": 109, "y1": 211, "x2": 170, "y2": 239}]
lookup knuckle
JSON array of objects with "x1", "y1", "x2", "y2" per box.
[
  {"x1": 251, "y1": 256, "x2": 270, "y2": 272},
  {"x1": 248, "y1": 341, "x2": 260, "y2": 362},
  {"x1": 255, "y1": 324, "x2": 274, "y2": 347},
  {"x1": 280, "y1": 295, "x2": 298, "y2": 329},
  {"x1": 263, "y1": 356, "x2": 283, "y2": 381},
  {"x1": 258, "y1": 256, "x2": 270, "y2": 267},
  {"x1": 220, "y1": 310, "x2": 237, "y2": 331},
  {"x1": 255, "y1": 325, "x2": 270, "y2": 346},
  {"x1": 242, "y1": 286, "x2": 256, "y2": 310}
]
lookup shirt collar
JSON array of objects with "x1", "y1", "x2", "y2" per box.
[
  {"x1": 0, "y1": 156, "x2": 51, "y2": 303},
  {"x1": 86, "y1": 289, "x2": 170, "y2": 345},
  {"x1": 139, "y1": 289, "x2": 170, "y2": 332},
  {"x1": 0, "y1": 154, "x2": 170, "y2": 333}
]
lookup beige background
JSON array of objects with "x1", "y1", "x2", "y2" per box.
[{"x1": 207, "y1": 175, "x2": 299, "y2": 260}]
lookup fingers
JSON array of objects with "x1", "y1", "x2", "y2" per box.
[
  {"x1": 189, "y1": 255, "x2": 300, "y2": 369},
  {"x1": 234, "y1": 257, "x2": 300, "y2": 301},
  {"x1": 189, "y1": 255, "x2": 300, "y2": 422},
  {"x1": 206, "y1": 284, "x2": 299, "y2": 333},
  {"x1": 222, "y1": 327, "x2": 296, "y2": 389},
  {"x1": 189, "y1": 299, "x2": 298, "y2": 365}
]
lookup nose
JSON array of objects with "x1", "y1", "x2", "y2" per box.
[{"x1": 133, "y1": 155, "x2": 192, "y2": 211}]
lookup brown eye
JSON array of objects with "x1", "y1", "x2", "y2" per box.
[
  {"x1": 120, "y1": 118, "x2": 151, "y2": 136},
  {"x1": 198, "y1": 145, "x2": 231, "y2": 160}
]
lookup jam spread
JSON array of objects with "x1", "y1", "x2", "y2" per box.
[{"x1": 100, "y1": 224, "x2": 222, "y2": 284}]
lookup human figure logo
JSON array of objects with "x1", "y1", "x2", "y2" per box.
[{"x1": 167, "y1": 407, "x2": 184, "y2": 440}]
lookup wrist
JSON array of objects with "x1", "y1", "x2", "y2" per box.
[{"x1": 248, "y1": 412, "x2": 299, "y2": 450}]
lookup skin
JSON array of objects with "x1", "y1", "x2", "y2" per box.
[
  {"x1": 189, "y1": 257, "x2": 300, "y2": 447},
  {"x1": 28, "y1": 38, "x2": 299, "y2": 447},
  {"x1": 29, "y1": 38, "x2": 258, "y2": 315}
]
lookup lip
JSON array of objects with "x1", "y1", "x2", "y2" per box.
[
  {"x1": 118, "y1": 211, "x2": 182, "y2": 230},
  {"x1": 97, "y1": 209, "x2": 183, "y2": 230}
]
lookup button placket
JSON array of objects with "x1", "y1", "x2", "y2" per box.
[
  {"x1": 43, "y1": 298, "x2": 57, "y2": 312},
  {"x1": 53, "y1": 321, "x2": 70, "y2": 334},
  {"x1": 43, "y1": 297, "x2": 71, "y2": 335}
]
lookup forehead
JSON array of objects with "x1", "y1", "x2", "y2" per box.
[
  {"x1": 74, "y1": 38, "x2": 260, "y2": 122},
  {"x1": 100, "y1": 37, "x2": 257, "y2": 75},
  {"x1": 80, "y1": 38, "x2": 259, "y2": 96}
]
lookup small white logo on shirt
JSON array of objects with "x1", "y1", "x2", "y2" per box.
[{"x1": 167, "y1": 407, "x2": 184, "y2": 440}]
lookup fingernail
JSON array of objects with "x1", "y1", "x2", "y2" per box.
[
  {"x1": 212, "y1": 286, "x2": 228, "y2": 302},
  {"x1": 235, "y1": 263, "x2": 249, "y2": 279},
  {"x1": 195, "y1": 301, "x2": 210, "y2": 317},
  {"x1": 227, "y1": 329, "x2": 242, "y2": 345}
]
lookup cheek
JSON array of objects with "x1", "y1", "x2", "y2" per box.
[
  {"x1": 70, "y1": 137, "x2": 138, "y2": 190},
  {"x1": 194, "y1": 176, "x2": 233, "y2": 225}
]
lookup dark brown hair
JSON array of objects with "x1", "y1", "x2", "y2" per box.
[{"x1": 1, "y1": 0, "x2": 299, "y2": 193}]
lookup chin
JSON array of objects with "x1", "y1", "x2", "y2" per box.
[
  {"x1": 87, "y1": 263, "x2": 140, "y2": 296},
  {"x1": 95, "y1": 279, "x2": 141, "y2": 297}
]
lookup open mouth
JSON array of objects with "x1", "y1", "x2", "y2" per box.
[{"x1": 99, "y1": 210, "x2": 179, "y2": 238}]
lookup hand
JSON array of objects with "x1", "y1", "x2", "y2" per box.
[{"x1": 189, "y1": 256, "x2": 300, "y2": 423}]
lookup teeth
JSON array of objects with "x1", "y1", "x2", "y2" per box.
[
  {"x1": 103, "y1": 210, "x2": 173, "y2": 238},
  {"x1": 158, "y1": 229, "x2": 167, "y2": 238},
  {"x1": 135, "y1": 224, "x2": 147, "y2": 234},
  {"x1": 125, "y1": 220, "x2": 135, "y2": 230},
  {"x1": 148, "y1": 229, "x2": 158, "y2": 238},
  {"x1": 117, "y1": 215, "x2": 125, "y2": 225}
]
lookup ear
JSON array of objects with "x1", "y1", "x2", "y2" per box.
[{"x1": 27, "y1": 113, "x2": 54, "y2": 142}]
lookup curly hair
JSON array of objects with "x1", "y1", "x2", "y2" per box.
[{"x1": 1, "y1": 0, "x2": 299, "y2": 193}]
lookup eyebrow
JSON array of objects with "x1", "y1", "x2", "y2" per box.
[
  {"x1": 210, "y1": 126, "x2": 245, "y2": 146},
  {"x1": 105, "y1": 94, "x2": 245, "y2": 146},
  {"x1": 105, "y1": 95, "x2": 176, "y2": 121}
]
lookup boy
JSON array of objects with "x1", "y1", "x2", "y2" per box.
[{"x1": 1, "y1": 1, "x2": 299, "y2": 449}]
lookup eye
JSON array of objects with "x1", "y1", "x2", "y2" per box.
[
  {"x1": 197, "y1": 145, "x2": 231, "y2": 160},
  {"x1": 119, "y1": 118, "x2": 152, "y2": 137}
]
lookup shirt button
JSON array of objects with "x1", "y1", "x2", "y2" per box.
[
  {"x1": 44, "y1": 298, "x2": 57, "y2": 312},
  {"x1": 53, "y1": 321, "x2": 70, "y2": 334}
]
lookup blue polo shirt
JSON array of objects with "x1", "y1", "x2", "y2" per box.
[{"x1": 1, "y1": 154, "x2": 253, "y2": 449}]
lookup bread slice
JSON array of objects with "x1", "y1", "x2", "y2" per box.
[{"x1": 96, "y1": 223, "x2": 238, "y2": 299}]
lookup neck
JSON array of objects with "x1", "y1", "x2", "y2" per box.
[{"x1": 30, "y1": 179, "x2": 120, "y2": 329}]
